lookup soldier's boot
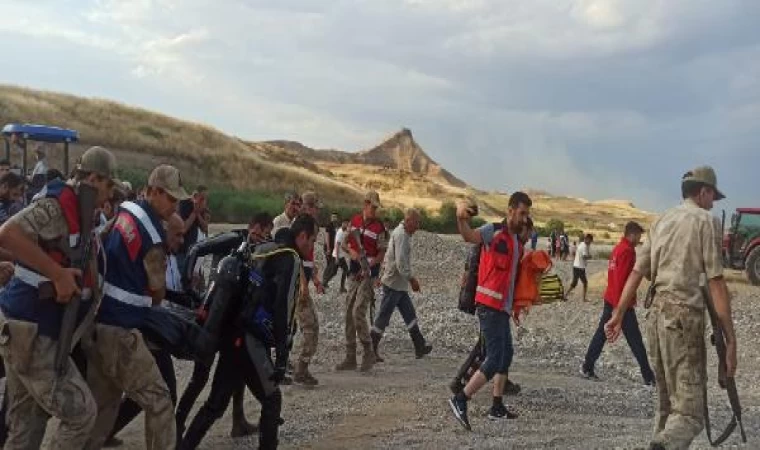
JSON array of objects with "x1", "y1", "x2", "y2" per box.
[
  {"x1": 335, "y1": 345, "x2": 357, "y2": 371},
  {"x1": 360, "y1": 342, "x2": 376, "y2": 372},
  {"x1": 370, "y1": 330, "x2": 384, "y2": 363},
  {"x1": 410, "y1": 325, "x2": 433, "y2": 359},
  {"x1": 293, "y1": 361, "x2": 319, "y2": 386}
]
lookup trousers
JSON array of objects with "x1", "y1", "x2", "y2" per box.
[
  {"x1": 180, "y1": 335, "x2": 282, "y2": 450},
  {"x1": 583, "y1": 302, "x2": 655, "y2": 382},
  {"x1": 647, "y1": 297, "x2": 706, "y2": 449}
]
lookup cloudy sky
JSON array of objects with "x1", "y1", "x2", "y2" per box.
[{"x1": 2, "y1": 0, "x2": 759, "y2": 213}]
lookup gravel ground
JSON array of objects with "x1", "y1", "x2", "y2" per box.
[{"x1": 106, "y1": 232, "x2": 760, "y2": 449}]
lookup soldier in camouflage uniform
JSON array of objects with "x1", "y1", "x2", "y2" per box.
[
  {"x1": 293, "y1": 191, "x2": 324, "y2": 385},
  {"x1": 336, "y1": 191, "x2": 387, "y2": 372},
  {"x1": 83, "y1": 165, "x2": 189, "y2": 450},
  {"x1": 0, "y1": 146, "x2": 117, "y2": 450},
  {"x1": 606, "y1": 166, "x2": 737, "y2": 450}
]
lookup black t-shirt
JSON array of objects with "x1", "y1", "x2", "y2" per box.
[{"x1": 179, "y1": 199, "x2": 200, "y2": 253}]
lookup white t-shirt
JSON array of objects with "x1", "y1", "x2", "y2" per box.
[
  {"x1": 166, "y1": 254, "x2": 182, "y2": 292},
  {"x1": 333, "y1": 228, "x2": 346, "y2": 259},
  {"x1": 573, "y1": 242, "x2": 590, "y2": 269}
]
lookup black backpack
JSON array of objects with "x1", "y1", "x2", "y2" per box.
[{"x1": 458, "y1": 222, "x2": 505, "y2": 315}]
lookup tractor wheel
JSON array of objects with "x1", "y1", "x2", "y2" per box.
[{"x1": 746, "y1": 246, "x2": 760, "y2": 286}]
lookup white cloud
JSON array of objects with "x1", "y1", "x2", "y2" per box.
[{"x1": 1, "y1": 0, "x2": 759, "y2": 212}]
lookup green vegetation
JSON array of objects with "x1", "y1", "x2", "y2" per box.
[{"x1": 113, "y1": 170, "x2": 483, "y2": 232}]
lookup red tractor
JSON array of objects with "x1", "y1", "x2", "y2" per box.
[{"x1": 722, "y1": 208, "x2": 760, "y2": 286}]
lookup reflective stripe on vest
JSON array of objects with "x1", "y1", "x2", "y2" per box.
[
  {"x1": 476, "y1": 285, "x2": 503, "y2": 300},
  {"x1": 103, "y1": 282, "x2": 153, "y2": 308},
  {"x1": 14, "y1": 265, "x2": 96, "y2": 300},
  {"x1": 120, "y1": 201, "x2": 162, "y2": 244}
]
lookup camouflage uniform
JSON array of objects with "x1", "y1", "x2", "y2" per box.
[
  {"x1": 637, "y1": 192, "x2": 724, "y2": 449},
  {"x1": 0, "y1": 146, "x2": 116, "y2": 450},
  {"x1": 84, "y1": 165, "x2": 187, "y2": 450},
  {"x1": 295, "y1": 273, "x2": 319, "y2": 369},
  {"x1": 339, "y1": 223, "x2": 387, "y2": 371},
  {"x1": 294, "y1": 192, "x2": 321, "y2": 384}
]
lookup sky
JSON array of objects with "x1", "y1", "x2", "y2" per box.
[{"x1": 1, "y1": 0, "x2": 759, "y2": 214}]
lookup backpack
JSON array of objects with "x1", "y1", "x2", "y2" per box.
[{"x1": 457, "y1": 222, "x2": 505, "y2": 315}]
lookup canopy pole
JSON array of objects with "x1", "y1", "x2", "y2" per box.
[{"x1": 64, "y1": 142, "x2": 69, "y2": 176}]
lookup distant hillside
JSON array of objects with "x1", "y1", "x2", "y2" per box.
[
  {"x1": 0, "y1": 83, "x2": 655, "y2": 238},
  {"x1": 263, "y1": 128, "x2": 466, "y2": 188}
]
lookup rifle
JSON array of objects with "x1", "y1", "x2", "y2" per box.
[
  {"x1": 349, "y1": 228, "x2": 371, "y2": 278},
  {"x1": 702, "y1": 285, "x2": 746, "y2": 446},
  {"x1": 53, "y1": 183, "x2": 99, "y2": 378}
]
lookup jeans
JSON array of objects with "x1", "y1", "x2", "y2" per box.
[
  {"x1": 476, "y1": 306, "x2": 513, "y2": 380},
  {"x1": 583, "y1": 302, "x2": 655, "y2": 382},
  {"x1": 372, "y1": 286, "x2": 419, "y2": 334}
]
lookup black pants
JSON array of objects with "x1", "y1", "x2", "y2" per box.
[
  {"x1": 109, "y1": 348, "x2": 177, "y2": 438},
  {"x1": 180, "y1": 337, "x2": 282, "y2": 450},
  {"x1": 570, "y1": 267, "x2": 587, "y2": 289},
  {"x1": 175, "y1": 358, "x2": 248, "y2": 436},
  {"x1": 582, "y1": 302, "x2": 655, "y2": 383}
]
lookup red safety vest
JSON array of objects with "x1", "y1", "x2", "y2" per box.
[
  {"x1": 347, "y1": 214, "x2": 385, "y2": 259},
  {"x1": 474, "y1": 230, "x2": 523, "y2": 311}
]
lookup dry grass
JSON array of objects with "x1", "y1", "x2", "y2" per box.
[
  {"x1": 1, "y1": 84, "x2": 656, "y2": 229},
  {"x1": 0, "y1": 84, "x2": 363, "y2": 206}
]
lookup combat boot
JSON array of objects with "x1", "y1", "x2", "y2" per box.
[
  {"x1": 293, "y1": 361, "x2": 319, "y2": 386},
  {"x1": 360, "y1": 342, "x2": 376, "y2": 372},
  {"x1": 370, "y1": 330, "x2": 384, "y2": 363},
  {"x1": 335, "y1": 345, "x2": 357, "y2": 371},
  {"x1": 410, "y1": 326, "x2": 432, "y2": 359}
]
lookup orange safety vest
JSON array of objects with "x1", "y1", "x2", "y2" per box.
[
  {"x1": 513, "y1": 250, "x2": 553, "y2": 315},
  {"x1": 474, "y1": 230, "x2": 523, "y2": 311}
]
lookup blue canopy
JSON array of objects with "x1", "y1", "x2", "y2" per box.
[{"x1": 2, "y1": 123, "x2": 79, "y2": 144}]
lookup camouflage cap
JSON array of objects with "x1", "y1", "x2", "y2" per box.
[
  {"x1": 148, "y1": 164, "x2": 190, "y2": 200},
  {"x1": 77, "y1": 146, "x2": 116, "y2": 179},
  {"x1": 682, "y1": 165, "x2": 725, "y2": 200},
  {"x1": 364, "y1": 190, "x2": 383, "y2": 208},
  {"x1": 301, "y1": 190, "x2": 322, "y2": 208}
]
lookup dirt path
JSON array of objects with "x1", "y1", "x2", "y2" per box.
[{"x1": 95, "y1": 233, "x2": 760, "y2": 449}]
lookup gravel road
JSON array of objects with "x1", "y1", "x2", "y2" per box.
[{"x1": 108, "y1": 231, "x2": 760, "y2": 449}]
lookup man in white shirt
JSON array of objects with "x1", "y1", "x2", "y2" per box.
[
  {"x1": 325, "y1": 219, "x2": 349, "y2": 293},
  {"x1": 566, "y1": 233, "x2": 593, "y2": 301},
  {"x1": 31, "y1": 146, "x2": 49, "y2": 178},
  {"x1": 271, "y1": 192, "x2": 301, "y2": 237}
]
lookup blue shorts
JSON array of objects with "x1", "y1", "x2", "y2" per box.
[{"x1": 477, "y1": 306, "x2": 513, "y2": 380}]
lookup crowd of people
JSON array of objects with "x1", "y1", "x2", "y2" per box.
[{"x1": 0, "y1": 144, "x2": 739, "y2": 450}]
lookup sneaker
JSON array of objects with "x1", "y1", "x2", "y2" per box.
[
  {"x1": 644, "y1": 378, "x2": 656, "y2": 387},
  {"x1": 487, "y1": 403, "x2": 519, "y2": 420},
  {"x1": 504, "y1": 380, "x2": 521, "y2": 396},
  {"x1": 448, "y1": 396, "x2": 472, "y2": 431},
  {"x1": 579, "y1": 365, "x2": 600, "y2": 381}
]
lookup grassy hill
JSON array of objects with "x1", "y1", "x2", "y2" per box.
[{"x1": 0, "y1": 84, "x2": 654, "y2": 238}]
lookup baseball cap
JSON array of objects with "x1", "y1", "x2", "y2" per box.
[
  {"x1": 364, "y1": 190, "x2": 383, "y2": 208},
  {"x1": 301, "y1": 191, "x2": 322, "y2": 208},
  {"x1": 77, "y1": 146, "x2": 116, "y2": 179},
  {"x1": 148, "y1": 165, "x2": 190, "y2": 200},
  {"x1": 682, "y1": 165, "x2": 725, "y2": 200}
]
